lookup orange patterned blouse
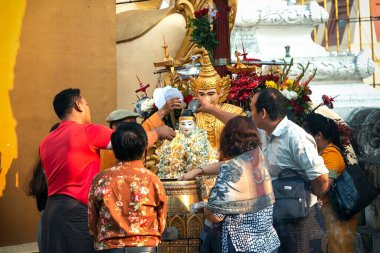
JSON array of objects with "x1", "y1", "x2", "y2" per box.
[{"x1": 88, "y1": 160, "x2": 167, "y2": 251}]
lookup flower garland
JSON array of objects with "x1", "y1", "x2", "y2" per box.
[{"x1": 156, "y1": 127, "x2": 217, "y2": 179}]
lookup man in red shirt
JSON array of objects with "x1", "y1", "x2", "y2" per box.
[
  {"x1": 39, "y1": 88, "x2": 114, "y2": 253},
  {"x1": 40, "y1": 88, "x2": 179, "y2": 253}
]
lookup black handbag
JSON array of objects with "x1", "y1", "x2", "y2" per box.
[
  {"x1": 272, "y1": 170, "x2": 311, "y2": 220},
  {"x1": 327, "y1": 151, "x2": 378, "y2": 220}
]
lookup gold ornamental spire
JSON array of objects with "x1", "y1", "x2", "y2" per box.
[{"x1": 154, "y1": 35, "x2": 177, "y2": 68}]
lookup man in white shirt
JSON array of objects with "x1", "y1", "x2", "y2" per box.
[{"x1": 250, "y1": 88, "x2": 329, "y2": 253}]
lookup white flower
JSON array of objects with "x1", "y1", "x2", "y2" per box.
[
  {"x1": 281, "y1": 89, "x2": 298, "y2": 100},
  {"x1": 141, "y1": 98, "x2": 155, "y2": 112},
  {"x1": 281, "y1": 89, "x2": 289, "y2": 97},
  {"x1": 288, "y1": 91, "x2": 298, "y2": 100},
  {"x1": 140, "y1": 187, "x2": 149, "y2": 195}
]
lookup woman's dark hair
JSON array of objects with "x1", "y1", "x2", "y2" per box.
[
  {"x1": 219, "y1": 116, "x2": 260, "y2": 160},
  {"x1": 53, "y1": 88, "x2": 82, "y2": 119},
  {"x1": 255, "y1": 88, "x2": 287, "y2": 120},
  {"x1": 303, "y1": 113, "x2": 343, "y2": 151},
  {"x1": 25, "y1": 123, "x2": 60, "y2": 211},
  {"x1": 111, "y1": 122, "x2": 148, "y2": 161}
]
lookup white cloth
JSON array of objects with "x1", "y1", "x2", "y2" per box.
[{"x1": 153, "y1": 86, "x2": 183, "y2": 109}]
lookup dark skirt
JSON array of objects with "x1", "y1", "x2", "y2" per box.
[
  {"x1": 40, "y1": 194, "x2": 95, "y2": 253},
  {"x1": 274, "y1": 204, "x2": 327, "y2": 253},
  {"x1": 200, "y1": 221, "x2": 221, "y2": 253}
]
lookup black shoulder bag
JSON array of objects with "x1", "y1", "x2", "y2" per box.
[
  {"x1": 327, "y1": 149, "x2": 378, "y2": 220},
  {"x1": 272, "y1": 170, "x2": 311, "y2": 221}
]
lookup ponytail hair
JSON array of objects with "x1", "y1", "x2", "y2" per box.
[{"x1": 326, "y1": 117, "x2": 343, "y2": 150}]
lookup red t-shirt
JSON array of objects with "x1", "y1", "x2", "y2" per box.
[{"x1": 39, "y1": 121, "x2": 113, "y2": 206}]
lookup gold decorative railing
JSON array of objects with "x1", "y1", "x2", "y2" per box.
[{"x1": 299, "y1": 0, "x2": 379, "y2": 87}]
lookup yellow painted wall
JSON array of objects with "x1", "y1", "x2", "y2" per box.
[
  {"x1": 0, "y1": 0, "x2": 116, "y2": 246},
  {"x1": 0, "y1": 0, "x2": 25, "y2": 200}
]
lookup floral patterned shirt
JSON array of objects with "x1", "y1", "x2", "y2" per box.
[{"x1": 88, "y1": 160, "x2": 167, "y2": 250}]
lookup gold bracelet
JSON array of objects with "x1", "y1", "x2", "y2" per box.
[{"x1": 198, "y1": 167, "x2": 205, "y2": 175}]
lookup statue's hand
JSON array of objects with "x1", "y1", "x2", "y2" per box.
[
  {"x1": 178, "y1": 168, "x2": 202, "y2": 181},
  {"x1": 155, "y1": 125, "x2": 176, "y2": 140}
]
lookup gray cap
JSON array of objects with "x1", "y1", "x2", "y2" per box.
[{"x1": 106, "y1": 109, "x2": 140, "y2": 122}]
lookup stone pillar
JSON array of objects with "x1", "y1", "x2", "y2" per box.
[
  {"x1": 213, "y1": 0, "x2": 230, "y2": 77},
  {"x1": 347, "y1": 108, "x2": 380, "y2": 253}
]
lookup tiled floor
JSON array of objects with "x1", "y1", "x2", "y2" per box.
[{"x1": 0, "y1": 242, "x2": 38, "y2": 253}]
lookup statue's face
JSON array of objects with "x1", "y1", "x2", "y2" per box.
[
  {"x1": 197, "y1": 88, "x2": 220, "y2": 106},
  {"x1": 179, "y1": 119, "x2": 196, "y2": 137}
]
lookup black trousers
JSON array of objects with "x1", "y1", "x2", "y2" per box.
[{"x1": 41, "y1": 194, "x2": 95, "y2": 253}]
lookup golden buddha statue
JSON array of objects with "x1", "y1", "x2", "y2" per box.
[{"x1": 189, "y1": 50, "x2": 245, "y2": 149}]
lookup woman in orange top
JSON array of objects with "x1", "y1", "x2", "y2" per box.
[{"x1": 303, "y1": 113, "x2": 356, "y2": 253}]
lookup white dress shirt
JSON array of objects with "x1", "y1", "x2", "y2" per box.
[{"x1": 259, "y1": 117, "x2": 329, "y2": 206}]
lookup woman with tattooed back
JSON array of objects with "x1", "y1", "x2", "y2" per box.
[{"x1": 203, "y1": 116, "x2": 280, "y2": 253}]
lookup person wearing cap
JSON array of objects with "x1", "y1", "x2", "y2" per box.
[
  {"x1": 100, "y1": 97, "x2": 183, "y2": 170},
  {"x1": 106, "y1": 109, "x2": 140, "y2": 129}
]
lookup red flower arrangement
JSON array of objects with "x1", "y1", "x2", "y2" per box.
[
  {"x1": 227, "y1": 71, "x2": 276, "y2": 110},
  {"x1": 227, "y1": 59, "x2": 318, "y2": 124},
  {"x1": 187, "y1": 6, "x2": 219, "y2": 60},
  {"x1": 194, "y1": 8, "x2": 210, "y2": 18}
]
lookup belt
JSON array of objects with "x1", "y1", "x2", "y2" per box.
[{"x1": 99, "y1": 246, "x2": 157, "y2": 253}]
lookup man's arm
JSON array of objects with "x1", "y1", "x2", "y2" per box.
[
  {"x1": 196, "y1": 99, "x2": 237, "y2": 124},
  {"x1": 142, "y1": 97, "x2": 183, "y2": 131},
  {"x1": 87, "y1": 124, "x2": 114, "y2": 149},
  {"x1": 310, "y1": 174, "x2": 329, "y2": 197},
  {"x1": 142, "y1": 113, "x2": 164, "y2": 132},
  {"x1": 145, "y1": 126, "x2": 176, "y2": 148},
  {"x1": 142, "y1": 97, "x2": 180, "y2": 145},
  {"x1": 291, "y1": 134, "x2": 330, "y2": 197}
]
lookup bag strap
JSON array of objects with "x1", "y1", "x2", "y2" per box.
[
  {"x1": 328, "y1": 144, "x2": 350, "y2": 166},
  {"x1": 278, "y1": 169, "x2": 309, "y2": 182}
]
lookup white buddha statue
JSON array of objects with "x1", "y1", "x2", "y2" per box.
[{"x1": 157, "y1": 109, "x2": 217, "y2": 179}]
